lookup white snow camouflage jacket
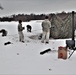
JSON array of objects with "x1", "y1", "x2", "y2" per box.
[{"x1": 42, "y1": 19, "x2": 51, "y2": 32}]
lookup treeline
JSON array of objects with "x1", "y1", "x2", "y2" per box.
[
  {"x1": 0, "y1": 13, "x2": 46, "y2": 22},
  {"x1": 0, "y1": 11, "x2": 76, "y2": 22}
]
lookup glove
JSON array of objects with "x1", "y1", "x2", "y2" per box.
[{"x1": 23, "y1": 27, "x2": 25, "y2": 30}]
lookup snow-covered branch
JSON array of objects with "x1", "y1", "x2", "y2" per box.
[{"x1": 0, "y1": 4, "x2": 4, "y2": 10}]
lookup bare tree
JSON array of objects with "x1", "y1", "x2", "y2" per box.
[{"x1": 0, "y1": 4, "x2": 4, "y2": 10}]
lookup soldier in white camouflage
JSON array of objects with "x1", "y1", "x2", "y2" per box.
[
  {"x1": 41, "y1": 16, "x2": 51, "y2": 44},
  {"x1": 18, "y1": 20, "x2": 25, "y2": 43}
]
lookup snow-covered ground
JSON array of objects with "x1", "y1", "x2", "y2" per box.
[{"x1": 0, "y1": 20, "x2": 76, "y2": 75}]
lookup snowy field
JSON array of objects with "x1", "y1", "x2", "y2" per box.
[{"x1": 0, "y1": 20, "x2": 76, "y2": 75}]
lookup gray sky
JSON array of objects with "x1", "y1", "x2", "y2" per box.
[{"x1": 0, "y1": 0, "x2": 76, "y2": 17}]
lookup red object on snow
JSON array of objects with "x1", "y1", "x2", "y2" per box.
[
  {"x1": 59, "y1": 53, "x2": 63, "y2": 58},
  {"x1": 58, "y1": 46, "x2": 67, "y2": 59}
]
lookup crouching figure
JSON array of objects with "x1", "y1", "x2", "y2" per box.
[
  {"x1": 26, "y1": 25, "x2": 32, "y2": 32},
  {"x1": 0, "y1": 29, "x2": 7, "y2": 37}
]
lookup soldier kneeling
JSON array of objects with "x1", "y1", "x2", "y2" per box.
[
  {"x1": 0, "y1": 29, "x2": 7, "y2": 37},
  {"x1": 26, "y1": 25, "x2": 32, "y2": 32}
]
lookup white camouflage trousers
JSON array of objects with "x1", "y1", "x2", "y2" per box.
[
  {"x1": 18, "y1": 31, "x2": 24, "y2": 42},
  {"x1": 41, "y1": 30, "x2": 50, "y2": 43}
]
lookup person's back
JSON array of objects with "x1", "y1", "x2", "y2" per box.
[
  {"x1": 42, "y1": 19, "x2": 51, "y2": 32},
  {"x1": 41, "y1": 16, "x2": 51, "y2": 44},
  {"x1": 26, "y1": 25, "x2": 32, "y2": 32}
]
